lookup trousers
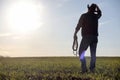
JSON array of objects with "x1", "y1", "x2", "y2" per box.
[{"x1": 79, "y1": 35, "x2": 98, "y2": 72}]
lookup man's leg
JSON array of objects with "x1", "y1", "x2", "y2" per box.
[
  {"x1": 79, "y1": 50, "x2": 87, "y2": 72},
  {"x1": 90, "y1": 42, "x2": 97, "y2": 72},
  {"x1": 79, "y1": 37, "x2": 89, "y2": 72}
]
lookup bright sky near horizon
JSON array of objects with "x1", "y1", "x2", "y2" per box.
[{"x1": 0, "y1": 0, "x2": 120, "y2": 57}]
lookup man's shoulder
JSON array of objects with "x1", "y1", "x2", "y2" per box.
[
  {"x1": 81, "y1": 13, "x2": 87, "y2": 16},
  {"x1": 80, "y1": 13, "x2": 87, "y2": 18},
  {"x1": 82, "y1": 12, "x2": 98, "y2": 18}
]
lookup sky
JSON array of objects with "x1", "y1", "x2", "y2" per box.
[{"x1": 0, "y1": 0, "x2": 120, "y2": 57}]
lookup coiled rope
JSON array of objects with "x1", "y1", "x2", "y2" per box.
[{"x1": 72, "y1": 38, "x2": 78, "y2": 56}]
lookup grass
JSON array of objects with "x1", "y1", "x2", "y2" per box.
[{"x1": 0, "y1": 57, "x2": 120, "y2": 80}]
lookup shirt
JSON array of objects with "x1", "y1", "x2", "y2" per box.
[{"x1": 76, "y1": 11, "x2": 101, "y2": 36}]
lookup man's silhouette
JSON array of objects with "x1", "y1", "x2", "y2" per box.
[{"x1": 74, "y1": 3, "x2": 102, "y2": 73}]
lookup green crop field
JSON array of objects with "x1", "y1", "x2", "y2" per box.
[{"x1": 0, "y1": 57, "x2": 120, "y2": 80}]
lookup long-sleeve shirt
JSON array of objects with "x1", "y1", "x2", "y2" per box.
[{"x1": 76, "y1": 11, "x2": 102, "y2": 37}]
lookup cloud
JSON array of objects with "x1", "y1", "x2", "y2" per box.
[
  {"x1": 0, "y1": 47, "x2": 9, "y2": 56},
  {"x1": 99, "y1": 20, "x2": 111, "y2": 26},
  {"x1": 56, "y1": 0, "x2": 71, "y2": 8},
  {"x1": 0, "y1": 33, "x2": 13, "y2": 37},
  {"x1": 0, "y1": 32, "x2": 22, "y2": 40}
]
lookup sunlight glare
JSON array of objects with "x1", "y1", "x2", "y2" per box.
[{"x1": 5, "y1": 0, "x2": 43, "y2": 35}]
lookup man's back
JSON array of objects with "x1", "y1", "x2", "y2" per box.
[{"x1": 81, "y1": 12, "x2": 99, "y2": 36}]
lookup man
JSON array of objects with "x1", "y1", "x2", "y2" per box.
[{"x1": 73, "y1": 3, "x2": 102, "y2": 73}]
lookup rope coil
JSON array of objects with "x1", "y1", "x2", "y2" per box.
[{"x1": 72, "y1": 38, "x2": 78, "y2": 56}]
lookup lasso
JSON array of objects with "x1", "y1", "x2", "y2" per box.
[{"x1": 72, "y1": 38, "x2": 78, "y2": 56}]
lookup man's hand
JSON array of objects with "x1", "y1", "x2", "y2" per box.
[
  {"x1": 94, "y1": 4, "x2": 102, "y2": 18},
  {"x1": 74, "y1": 33, "x2": 78, "y2": 40},
  {"x1": 94, "y1": 4, "x2": 100, "y2": 12}
]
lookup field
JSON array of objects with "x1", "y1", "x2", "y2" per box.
[{"x1": 0, "y1": 57, "x2": 120, "y2": 80}]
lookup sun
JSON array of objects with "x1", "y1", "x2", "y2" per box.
[{"x1": 5, "y1": 0, "x2": 43, "y2": 35}]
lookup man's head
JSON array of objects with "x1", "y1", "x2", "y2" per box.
[{"x1": 87, "y1": 3, "x2": 97, "y2": 13}]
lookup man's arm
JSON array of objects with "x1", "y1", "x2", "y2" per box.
[
  {"x1": 96, "y1": 4, "x2": 102, "y2": 19},
  {"x1": 74, "y1": 15, "x2": 84, "y2": 39},
  {"x1": 74, "y1": 26, "x2": 80, "y2": 39}
]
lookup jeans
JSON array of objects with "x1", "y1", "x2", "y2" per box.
[{"x1": 79, "y1": 36, "x2": 98, "y2": 72}]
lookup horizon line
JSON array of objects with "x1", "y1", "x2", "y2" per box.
[{"x1": 0, "y1": 56, "x2": 120, "y2": 58}]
